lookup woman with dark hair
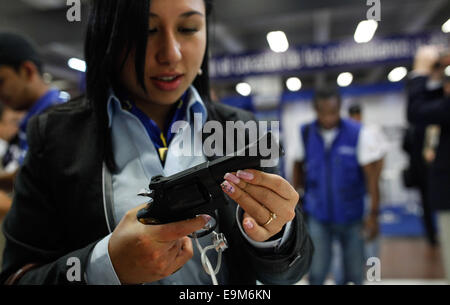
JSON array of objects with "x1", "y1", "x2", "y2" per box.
[{"x1": 0, "y1": 0, "x2": 312, "y2": 285}]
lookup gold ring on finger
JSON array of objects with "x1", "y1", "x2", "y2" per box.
[{"x1": 262, "y1": 212, "x2": 277, "y2": 227}]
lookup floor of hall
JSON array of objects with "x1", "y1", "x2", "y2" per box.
[{"x1": 295, "y1": 236, "x2": 447, "y2": 285}]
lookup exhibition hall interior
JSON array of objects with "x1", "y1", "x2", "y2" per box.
[{"x1": 0, "y1": 0, "x2": 449, "y2": 285}]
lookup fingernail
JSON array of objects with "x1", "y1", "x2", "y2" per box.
[
  {"x1": 221, "y1": 181, "x2": 235, "y2": 194},
  {"x1": 237, "y1": 170, "x2": 254, "y2": 180},
  {"x1": 224, "y1": 173, "x2": 240, "y2": 184},
  {"x1": 200, "y1": 214, "x2": 212, "y2": 223},
  {"x1": 244, "y1": 219, "x2": 254, "y2": 230}
]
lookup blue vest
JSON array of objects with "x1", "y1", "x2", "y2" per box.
[{"x1": 301, "y1": 119, "x2": 366, "y2": 224}]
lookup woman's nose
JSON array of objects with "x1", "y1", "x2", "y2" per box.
[{"x1": 156, "y1": 32, "x2": 182, "y2": 66}]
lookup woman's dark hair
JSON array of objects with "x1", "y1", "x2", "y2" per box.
[{"x1": 84, "y1": 0, "x2": 213, "y2": 171}]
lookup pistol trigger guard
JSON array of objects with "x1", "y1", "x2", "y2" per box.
[{"x1": 136, "y1": 202, "x2": 160, "y2": 225}]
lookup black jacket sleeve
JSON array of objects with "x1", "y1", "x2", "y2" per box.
[
  {"x1": 237, "y1": 143, "x2": 313, "y2": 285},
  {"x1": 407, "y1": 76, "x2": 450, "y2": 125},
  {"x1": 242, "y1": 206, "x2": 313, "y2": 285},
  {"x1": 0, "y1": 115, "x2": 96, "y2": 285}
]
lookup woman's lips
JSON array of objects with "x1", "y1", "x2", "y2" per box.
[{"x1": 151, "y1": 74, "x2": 184, "y2": 91}]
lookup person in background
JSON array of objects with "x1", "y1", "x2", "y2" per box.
[
  {"x1": 402, "y1": 49, "x2": 447, "y2": 247},
  {"x1": 348, "y1": 105, "x2": 362, "y2": 122},
  {"x1": 292, "y1": 88, "x2": 384, "y2": 285},
  {"x1": 346, "y1": 103, "x2": 387, "y2": 282},
  {"x1": 0, "y1": 104, "x2": 24, "y2": 173},
  {"x1": 0, "y1": 32, "x2": 68, "y2": 193},
  {"x1": 0, "y1": 103, "x2": 24, "y2": 270},
  {"x1": 348, "y1": 104, "x2": 387, "y2": 183},
  {"x1": 407, "y1": 45, "x2": 450, "y2": 283}
]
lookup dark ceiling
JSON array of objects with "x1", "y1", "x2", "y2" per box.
[{"x1": 0, "y1": 0, "x2": 449, "y2": 96}]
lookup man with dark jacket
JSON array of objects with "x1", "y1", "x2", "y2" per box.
[{"x1": 407, "y1": 45, "x2": 450, "y2": 283}]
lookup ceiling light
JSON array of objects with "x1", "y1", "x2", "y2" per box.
[
  {"x1": 68, "y1": 58, "x2": 86, "y2": 72},
  {"x1": 286, "y1": 77, "x2": 302, "y2": 91},
  {"x1": 337, "y1": 72, "x2": 353, "y2": 87},
  {"x1": 354, "y1": 20, "x2": 378, "y2": 43},
  {"x1": 20, "y1": 0, "x2": 67, "y2": 10},
  {"x1": 266, "y1": 31, "x2": 289, "y2": 53},
  {"x1": 59, "y1": 91, "x2": 71, "y2": 101},
  {"x1": 236, "y1": 82, "x2": 252, "y2": 96},
  {"x1": 445, "y1": 65, "x2": 450, "y2": 77},
  {"x1": 388, "y1": 67, "x2": 408, "y2": 82},
  {"x1": 442, "y1": 19, "x2": 450, "y2": 33}
]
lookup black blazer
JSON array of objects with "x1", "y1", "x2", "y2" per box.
[
  {"x1": 1, "y1": 96, "x2": 313, "y2": 284},
  {"x1": 407, "y1": 76, "x2": 450, "y2": 211}
]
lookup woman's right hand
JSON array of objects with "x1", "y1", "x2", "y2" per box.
[{"x1": 108, "y1": 204, "x2": 210, "y2": 285}]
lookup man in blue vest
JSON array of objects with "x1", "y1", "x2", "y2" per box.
[
  {"x1": 0, "y1": 32, "x2": 68, "y2": 193},
  {"x1": 292, "y1": 88, "x2": 383, "y2": 285}
]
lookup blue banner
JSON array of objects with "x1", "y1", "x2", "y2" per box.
[{"x1": 210, "y1": 31, "x2": 448, "y2": 79}]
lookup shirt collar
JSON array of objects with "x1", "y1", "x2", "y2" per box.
[
  {"x1": 185, "y1": 86, "x2": 208, "y2": 128},
  {"x1": 107, "y1": 86, "x2": 208, "y2": 128}
]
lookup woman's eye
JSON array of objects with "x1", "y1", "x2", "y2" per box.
[
  {"x1": 148, "y1": 27, "x2": 198, "y2": 35},
  {"x1": 179, "y1": 28, "x2": 198, "y2": 34}
]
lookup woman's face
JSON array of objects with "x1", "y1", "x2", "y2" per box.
[{"x1": 120, "y1": 0, "x2": 207, "y2": 106}]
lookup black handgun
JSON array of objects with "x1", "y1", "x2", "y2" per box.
[{"x1": 136, "y1": 131, "x2": 284, "y2": 228}]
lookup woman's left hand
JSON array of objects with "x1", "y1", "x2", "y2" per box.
[{"x1": 221, "y1": 169, "x2": 299, "y2": 242}]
